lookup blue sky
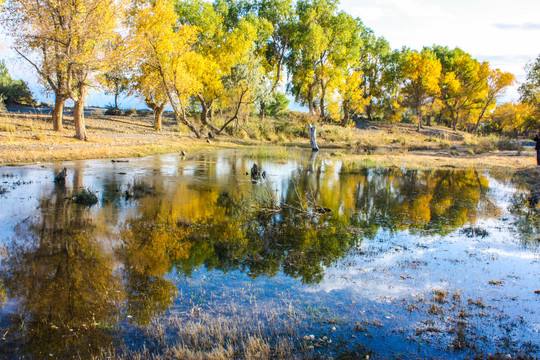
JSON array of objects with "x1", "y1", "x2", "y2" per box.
[{"x1": 1, "y1": 0, "x2": 539, "y2": 108}]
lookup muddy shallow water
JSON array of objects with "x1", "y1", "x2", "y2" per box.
[{"x1": 0, "y1": 150, "x2": 539, "y2": 359}]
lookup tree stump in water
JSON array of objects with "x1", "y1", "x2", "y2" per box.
[{"x1": 308, "y1": 124, "x2": 319, "y2": 151}]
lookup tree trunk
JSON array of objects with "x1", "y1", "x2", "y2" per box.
[
  {"x1": 474, "y1": 106, "x2": 488, "y2": 135},
  {"x1": 341, "y1": 99, "x2": 350, "y2": 127},
  {"x1": 259, "y1": 102, "x2": 266, "y2": 120},
  {"x1": 198, "y1": 96, "x2": 220, "y2": 134},
  {"x1": 308, "y1": 85, "x2": 315, "y2": 117},
  {"x1": 154, "y1": 103, "x2": 165, "y2": 131},
  {"x1": 178, "y1": 104, "x2": 202, "y2": 138},
  {"x1": 308, "y1": 124, "x2": 319, "y2": 151},
  {"x1": 52, "y1": 95, "x2": 67, "y2": 131},
  {"x1": 319, "y1": 86, "x2": 326, "y2": 122},
  {"x1": 217, "y1": 89, "x2": 249, "y2": 136},
  {"x1": 366, "y1": 103, "x2": 372, "y2": 121},
  {"x1": 416, "y1": 107, "x2": 423, "y2": 132},
  {"x1": 73, "y1": 86, "x2": 87, "y2": 141},
  {"x1": 114, "y1": 90, "x2": 119, "y2": 109}
]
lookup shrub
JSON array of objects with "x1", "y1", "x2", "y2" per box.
[
  {"x1": 124, "y1": 108, "x2": 137, "y2": 116},
  {"x1": 474, "y1": 137, "x2": 497, "y2": 154},
  {"x1": 0, "y1": 96, "x2": 6, "y2": 113},
  {"x1": 104, "y1": 106, "x2": 123, "y2": 116},
  {"x1": 72, "y1": 188, "x2": 99, "y2": 206},
  {"x1": 0, "y1": 60, "x2": 36, "y2": 106},
  {"x1": 496, "y1": 137, "x2": 519, "y2": 151},
  {"x1": 137, "y1": 109, "x2": 152, "y2": 117},
  {"x1": 0, "y1": 80, "x2": 36, "y2": 106},
  {"x1": 265, "y1": 92, "x2": 290, "y2": 116}
]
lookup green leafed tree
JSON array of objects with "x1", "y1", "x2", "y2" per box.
[
  {"x1": 519, "y1": 55, "x2": 540, "y2": 108},
  {"x1": 0, "y1": 60, "x2": 36, "y2": 106},
  {"x1": 287, "y1": 0, "x2": 362, "y2": 121},
  {"x1": 253, "y1": 0, "x2": 294, "y2": 118}
]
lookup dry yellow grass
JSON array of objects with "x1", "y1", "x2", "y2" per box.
[
  {"x1": 0, "y1": 113, "x2": 248, "y2": 165},
  {"x1": 0, "y1": 112, "x2": 537, "y2": 173}
]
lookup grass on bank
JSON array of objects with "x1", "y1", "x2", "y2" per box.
[{"x1": 0, "y1": 111, "x2": 535, "y2": 170}]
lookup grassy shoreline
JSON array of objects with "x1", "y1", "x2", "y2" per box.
[{"x1": 0, "y1": 112, "x2": 537, "y2": 173}]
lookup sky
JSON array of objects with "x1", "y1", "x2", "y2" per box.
[
  {"x1": 1, "y1": 0, "x2": 539, "y2": 107},
  {"x1": 339, "y1": 0, "x2": 540, "y2": 101}
]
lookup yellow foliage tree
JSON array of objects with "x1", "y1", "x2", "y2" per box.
[
  {"x1": 434, "y1": 47, "x2": 490, "y2": 130},
  {"x1": 471, "y1": 68, "x2": 515, "y2": 134},
  {"x1": 132, "y1": 63, "x2": 169, "y2": 131},
  {"x1": 176, "y1": 0, "x2": 266, "y2": 135},
  {"x1": 489, "y1": 102, "x2": 537, "y2": 135},
  {"x1": 2, "y1": 0, "x2": 124, "y2": 138},
  {"x1": 402, "y1": 50, "x2": 442, "y2": 131},
  {"x1": 129, "y1": 0, "x2": 203, "y2": 137}
]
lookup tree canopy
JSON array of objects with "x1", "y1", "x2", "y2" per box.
[{"x1": 0, "y1": 0, "x2": 527, "y2": 138}]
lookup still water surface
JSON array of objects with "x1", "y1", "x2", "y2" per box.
[{"x1": 0, "y1": 150, "x2": 538, "y2": 359}]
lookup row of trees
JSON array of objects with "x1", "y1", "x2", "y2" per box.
[{"x1": 1, "y1": 0, "x2": 538, "y2": 140}]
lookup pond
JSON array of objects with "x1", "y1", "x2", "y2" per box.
[{"x1": 0, "y1": 150, "x2": 539, "y2": 359}]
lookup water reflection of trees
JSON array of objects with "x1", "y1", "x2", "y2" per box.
[
  {"x1": 0, "y1": 185, "x2": 122, "y2": 359},
  {"x1": 0, "y1": 159, "x2": 503, "y2": 357},
  {"x1": 118, "y1": 166, "x2": 496, "y2": 285},
  {"x1": 508, "y1": 192, "x2": 540, "y2": 247},
  {"x1": 337, "y1": 167, "x2": 498, "y2": 234}
]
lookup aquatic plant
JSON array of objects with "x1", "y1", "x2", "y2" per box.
[{"x1": 72, "y1": 188, "x2": 99, "y2": 206}]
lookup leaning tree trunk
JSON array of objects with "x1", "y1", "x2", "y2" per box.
[
  {"x1": 177, "y1": 104, "x2": 202, "y2": 139},
  {"x1": 198, "y1": 96, "x2": 220, "y2": 134},
  {"x1": 52, "y1": 95, "x2": 67, "y2": 131},
  {"x1": 73, "y1": 86, "x2": 87, "y2": 141},
  {"x1": 154, "y1": 103, "x2": 166, "y2": 132},
  {"x1": 308, "y1": 124, "x2": 319, "y2": 151}
]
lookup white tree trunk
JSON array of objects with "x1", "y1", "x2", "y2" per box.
[{"x1": 308, "y1": 124, "x2": 319, "y2": 151}]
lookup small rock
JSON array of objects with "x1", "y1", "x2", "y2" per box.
[{"x1": 534, "y1": 290, "x2": 540, "y2": 295}]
